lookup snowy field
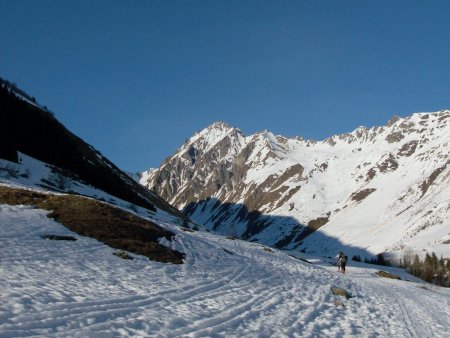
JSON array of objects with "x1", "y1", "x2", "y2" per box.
[{"x1": 1, "y1": 204, "x2": 449, "y2": 337}]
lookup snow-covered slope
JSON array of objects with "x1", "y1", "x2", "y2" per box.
[
  {"x1": 141, "y1": 112, "x2": 450, "y2": 259},
  {"x1": 0, "y1": 79, "x2": 186, "y2": 221},
  {"x1": 1, "y1": 203, "x2": 449, "y2": 337},
  {"x1": 0, "y1": 154, "x2": 186, "y2": 227}
]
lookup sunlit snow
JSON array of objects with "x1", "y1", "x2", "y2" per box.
[{"x1": 1, "y1": 203, "x2": 449, "y2": 337}]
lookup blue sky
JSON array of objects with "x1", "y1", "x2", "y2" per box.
[{"x1": 1, "y1": 0, "x2": 449, "y2": 172}]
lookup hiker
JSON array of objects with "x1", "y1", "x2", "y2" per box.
[
  {"x1": 338, "y1": 252, "x2": 347, "y2": 274},
  {"x1": 337, "y1": 252, "x2": 344, "y2": 272}
]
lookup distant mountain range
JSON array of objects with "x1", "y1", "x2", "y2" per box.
[
  {"x1": 141, "y1": 111, "x2": 450, "y2": 259},
  {"x1": 2, "y1": 77, "x2": 448, "y2": 260}
]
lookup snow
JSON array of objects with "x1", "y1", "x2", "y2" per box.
[
  {"x1": 176, "y1": 122, "x2": 244, "y2": 162},
  {"x1": 0, "y1": 154, "x2": 184, "y2": 227},
  {"x1": 1, "y1": 203, "x2": 449, "y2": 337},
  {"x1": 142, "y1": 110, "x2": 450, "y2": 259}
]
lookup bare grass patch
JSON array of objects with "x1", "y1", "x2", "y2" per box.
[{"x1": 0, "y1": 186, "x2": 184, "y2": 264}]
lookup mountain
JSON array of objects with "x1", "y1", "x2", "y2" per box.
[
  {"x1": 0, "y1": 78, "x2": 184, "y2": 219},
  {"x1": 0, "y1": 78, "x2": 191, "y2": 263},
  {"x1": 141, "y1": 112, "x2": 450, "y2": 259},
  {"x1": 1, "y1": 79, "x2": 449, "y2": 335}
]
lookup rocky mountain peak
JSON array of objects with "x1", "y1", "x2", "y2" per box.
[
  {"x1": 185, "y1": 121, "x2": 243, "y2": 153},
  {"x1": 208, "y1": 121, "x2": 233, "y2": 131},
  {"x1": 142, "y1": 110, "x2": 450, "y2": 258},
  {"x1": 387, "y1": 115, "x2": 401, "y2": 127},
  {"x1": 196, "y1": 121, "x2": 237, "y2": 138}
]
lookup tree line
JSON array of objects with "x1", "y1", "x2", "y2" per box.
[
  {"x1": 352, "y1": 251, "x2": 450, "y2": 287},
  {"x1": 402, "y1": 251, "x2": 450, "y2": 287}
]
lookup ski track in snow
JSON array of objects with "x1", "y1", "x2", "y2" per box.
[{"x1": 1, "y1": 205, "x2": 449, "y2": 337}]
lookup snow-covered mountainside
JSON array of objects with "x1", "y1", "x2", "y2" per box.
[
  {"x1": 0, "y1": 154, "x2": 185, "y2": 229},
  {"x1": 1, "y1": 202, "x2": 449, "y2": 337},
  {"x1": 141, "y1": 112, "x2": 450, "y2": 259}
]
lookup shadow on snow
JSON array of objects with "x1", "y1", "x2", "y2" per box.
[{"x1": 183, "y1": 197, "x2": 375, "y2": 261}]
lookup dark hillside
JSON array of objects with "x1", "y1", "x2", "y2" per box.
[{"x1": 0, "y1": 80, "x2": 183, "y2": 217}]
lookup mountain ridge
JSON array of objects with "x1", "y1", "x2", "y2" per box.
[
  {"x1": 0, "y1": 78, "x2": 186, "y2": 221},
  {"x1": 141, "y1": 110, "x2": 450, "y2": 259}
]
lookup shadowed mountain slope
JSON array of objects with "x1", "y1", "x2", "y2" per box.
[{"x1": 0, "y1": 79, "x2": 183, "y2": 219}]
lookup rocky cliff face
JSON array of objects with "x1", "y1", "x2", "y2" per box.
[{"x1": 141, "y1": 111, "x2": 450, "y2": 258}]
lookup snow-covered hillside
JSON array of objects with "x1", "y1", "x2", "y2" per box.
[
  {"x1": 0, "y1": 154, "x2": 183, "y2": 227},
  {"x1": 0, "y1": 81, "x2": 187, "y2": 219},
  {"x1": 141, "y1": 111, "x2": 450, "y2": 259},
  {"x1": 1, "y1": 202, "x2": 449, "y2": 337}
]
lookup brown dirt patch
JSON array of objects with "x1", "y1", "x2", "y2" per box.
[
  {"x1": 307, "y1": 215, "x2": 330, "y2": 230},
  {"x1": 0, "y1": 186, "x2": 184, "y2": 264},
  {"x1": 385, "y1": 131, "x2": 405, "y2": 143},
  {"x1": 376, "y1": 271, "x2": 401, "y2": 280},
  {"x1": 350, "y1": 188, "x2": 376, "y2": 202},
  {"x1": 293, "y1": 214, "x2": 330, "y2": 243},
  {"x1": 438, "y1": 113, "x2": 450, "y2": 122},
  {"x1": 378, "y1": 154, "x2": 398, "y2": 173},
  {"x1": 419, "y1": 161, "x2": 449, "y2": 198},
  {"x1": 397, "y1": 140, "x2": 418, "y2": 157}
]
